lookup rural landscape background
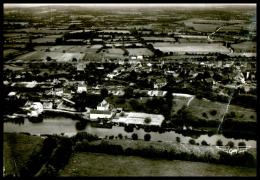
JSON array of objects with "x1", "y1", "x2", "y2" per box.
[{"x1": 3, "y1": 3, "x2": 256, "y2": 177}]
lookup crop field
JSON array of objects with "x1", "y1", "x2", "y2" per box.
[
  {"x1": 231, "y1": 41, "x2": 256, "y2": 53},
  {"x1": 6, "y1": 28, "x2": 71, "y2": 34},
  {"x1": 141, "y1": 36, "x2": 175, "y2": 42},
  {"x1": 32, "y1": 35, "x2": 63, "y2": 43},
  {"x1": 186, "y1": 98, "x2": 228, "y2": 121},
  {"x1": 153, "y1": 43, "x2": 230, "y2": 54},
  {"x1": 126, "y1": 48, "x2": 154, "y2": 56},
  {"x1": 226, "y1": 105, "x2": 256, "y2": 122},
  {"x1": 14, "y1": 51, "x2": 85, "y2": 62},
  {"x1": 99, "y1": 48, "x2": 125, "y2": 58}
]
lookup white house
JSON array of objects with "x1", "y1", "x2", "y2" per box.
[{"x1": 97, "y1": 99, "x2": 110, "y2": 111}]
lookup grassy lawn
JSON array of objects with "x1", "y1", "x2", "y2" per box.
[
  {"x1": 3, "y1": 133, "x2": 44, "y2": 176},
  {"x1": 226, "y1": 105, "x2": 256, "y2": 122},
  {"x1": 186, "y1": 98, "x2": 228, "y2": 122},
  {"x1": 59, "y1": 151, "x2": 256, "y2": 176}
]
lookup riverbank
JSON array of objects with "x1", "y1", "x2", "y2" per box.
[{"x1": 4, "y1": 132, "x2": 256, "y2": 177}]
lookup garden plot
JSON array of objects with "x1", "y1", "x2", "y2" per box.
[
  {"x1": 153, "y1": 43, "x2": 230, "y2": 54},
  {"x1": 126, "y1": 48, "x2": 154, "y2": 56}
]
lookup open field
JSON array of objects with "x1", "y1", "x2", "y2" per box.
[
  {"x1": 226, "y1": 105, "x2": 256, "y2": 122},
  {"x1": 231, "y1": 41, "x2": 256, "y2": 53},
  {"x1": 141, "y1": 36, "x2": 175, "y2": 42},
  {"x1": 32, "y1": 35, "x2": 63, "y2": 43},
  {"x1": 153, "y1": 43, "x2": 230, "y2": 54},
  {"x1": 34, "y1": 45, "x2": 102, "y2": 53},
  {"x1": 14, "y1": 51, "x2": 85, "y2": 62},
  {"x1": 60, "y1": 151, "x2": 256, "y2": 176},
  {"x1": 126, "y1": 48, "x2": 154, "y2": 56},
  {"x1": 3, "y1": 133, "x2": 44, "y2": 177},
  {"x1": 186, "y1": 98, "x2": 228, "y2": 122},
  {"x1": 5, "y1": 28, "x2": 71, "y2": 34}
]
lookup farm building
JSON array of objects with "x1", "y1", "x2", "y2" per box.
[
  {"x1": 113, "y1": 112, "x2": 165, "y2": 127},
  {"x1": 89, "y1": 109, "x2": 113, "y2": 120},
  {"x1": 97, "y1": 100, "x2": 110, "y2": 111}
]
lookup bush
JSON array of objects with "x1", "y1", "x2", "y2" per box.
[
  {"x1": 176, "y1": 137, "x2": 181, "y2": 143},
  {"x1": 109, "y1": 135, "x2": 114, "y2": 140},
  {"x1": 209, "y1": 109, "x2": 217, "y2": 116},
  {"x1": 144, "y1": 134, "x2": 151, "y2": 141},
  {"x1": 238, "y1": 141, "x2": 246, "y2": 147},
  {"x1": 118, "y1": 133, "x2": 123, "y2": 140},
  {"x1": 202, "y1": 112, "x2": 208, "y2": 118},
  {"x1": 201, "y1": 140, "x2": 209, "y2": 146},
  {"x1": 144, "y1": 117, "x2": 151, "y2": 124},
  {"x1": 226, "y1": 141, "x2": 235, "y2": 148},
  {"x1": 216, "y1": 139, "x2": 223, "y2": 146},
  {"x1": 131, "y1": 133, "x2": 138, "y2": 140},
  {"x1": 189, "y1": 139, "x2": 196, "y2": 145}
]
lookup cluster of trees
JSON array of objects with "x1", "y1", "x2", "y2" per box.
[{"x1": 72, "y1": 92, "x2": 103, "y2": 111}]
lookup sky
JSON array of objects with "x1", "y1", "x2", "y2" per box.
[{"x1": 4, "y1": 3, "x2": 256, "y2": 8}]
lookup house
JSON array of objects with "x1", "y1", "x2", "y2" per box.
[
  {"x1": 42, "y1": 101, "x2": 53, "y2": 109},
  {"x1": 154, "y1": 78, "x2": 167, "y2": 89},
  {"x1": 77, "y1": 83, "x2": 87, "y2": 94},
  {"x1": 97, "y1": 99, "x2": 110, "y2": 111}
]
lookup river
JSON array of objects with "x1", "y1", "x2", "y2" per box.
[{"x1": 4, "y1": 116, "x2": 256, "y2": 148}]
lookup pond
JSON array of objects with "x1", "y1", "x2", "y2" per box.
[{"x1": 3, "y1": 116, "x2": 256, "y2": 148}]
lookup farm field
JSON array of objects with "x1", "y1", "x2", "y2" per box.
[
  {"x1": 100, "y1": 48, "x2": 125, "y2": 58},
  {"x1": 126, "y1": 48, "x2": 154, "y2": 56},
  {"x1": 186, "y1": 98, "x2": 228, "y2": 122},
  {"x1": 231, "y1": 41, "x2": 256, "y2": 53},
  {"x1": 153, "y1": 43, "x2": 230, "y2": 54},
  {"x1": 59, "y1": 151, "x2": 256, "y2": 176},
  {"x1": 226, "y1": 105, "x2": 256, "y2": 122},
  {"x1": 141, "y1": 36, "x2": 176, "y2": 42},
  {"x1": 14, "y1": 51, "x2": 85, "y2": 62},
  {"x1": 34, "y1": 45, "x2": 103, "y2": 53},
  {"x1": 32, "y1": 35, "x2": 63, "y2": 43}
]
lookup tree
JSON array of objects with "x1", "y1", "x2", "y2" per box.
[
  {"x1": 189, "y1": 139, "x2": 196, "y2": 145},
  {"x1": 124, "y1": 87, "x2": 134, "y2": 98},
  {"x1": 216, "y1": 139, "x2": 223, "y2": 146},
  {"x1": 210, "y1": 109, "x2": 217, "y2": 116},
  {"x1": 131, "y1": 133, "x2": 138, "y2": 140},
  {"x1": 144, "y1": 134, "x2": 151, "y2": 141},
  {"x1": 144, "y1": 117, "x2": 151, "y2": 124},
  {"x1": 176, "y1": 137, "x2": 181, "y2": 143},
  {"x1": 201, "y1": 140, "x2": 209, "y2": 146},
  {"x1": 118, "y1": 133, "x2": 123, "y2": 140},
  {"x1": 238, "y1": 141, "x2": 246, "y2": 147},
  {"x1": 46, "y1": 56, "x2": 52, "y2": 61},
  {"x1": 100, "y1": 88, "x2": 109, "y2": 98},
  {"x1": 226, "y1": 141, "x2": 235, "y2": 148}
]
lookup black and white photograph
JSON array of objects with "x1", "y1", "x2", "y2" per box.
[{"x1": 2, "y1": 3, "x2": 257, "y2": 177}]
